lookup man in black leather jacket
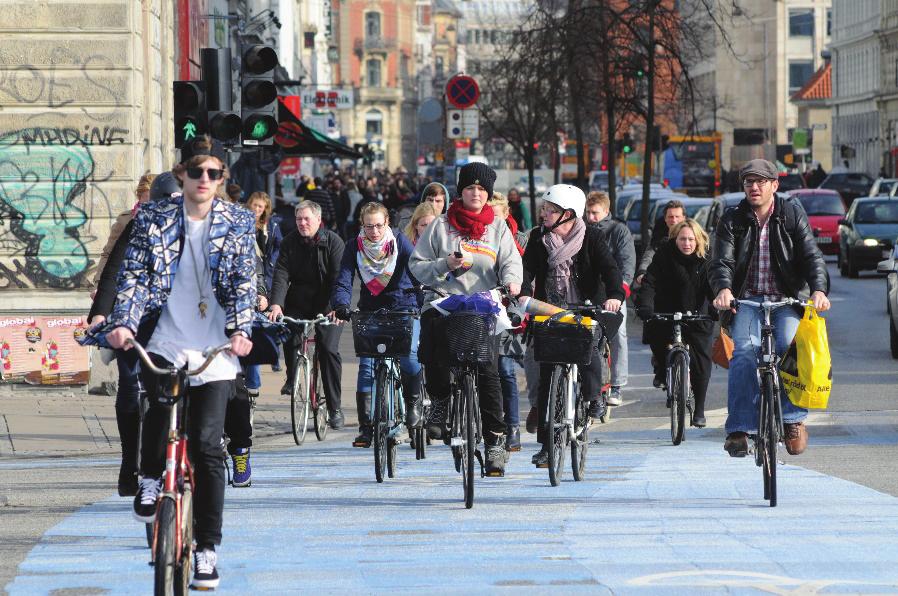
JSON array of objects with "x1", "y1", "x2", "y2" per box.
[{"x1": 709, "y1": 159, "x2": 830, "y2": 458}]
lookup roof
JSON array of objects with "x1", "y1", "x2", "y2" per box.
[
  {"x1": 791, "y1": 62, "x2": 831, "y2": 103},
  {"x1": 433, "y1": 0, "x2": 462, "y2": 17}
]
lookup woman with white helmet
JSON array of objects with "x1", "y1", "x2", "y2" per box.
[{"x1": 519, "y1": 184, "x2": 624, "y2": 468}]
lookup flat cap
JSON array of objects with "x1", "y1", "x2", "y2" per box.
[{"x1": 739, "y1": 159, "x2": 778, "y2": 181}]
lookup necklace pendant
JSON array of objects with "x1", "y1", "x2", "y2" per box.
[{"x1": 198, "y1": 301, "x2": 208, "y2": 318}]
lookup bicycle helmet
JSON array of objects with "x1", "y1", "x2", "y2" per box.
[{"x1": 542, "y1": 184, "x2": 586, "y2": 218}]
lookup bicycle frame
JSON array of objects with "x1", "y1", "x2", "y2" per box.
[
  {"x1": 546, "y1": 363, "x2": 587, "y2": 442},
  {"x1": 664, "y1": 320, "x2": 692, "y2": 395},
  {"x1": 371, "y1": 357, "x2": 406, "y2": 441}
]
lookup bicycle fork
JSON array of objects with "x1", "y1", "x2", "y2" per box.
[{"x1": 152, "y1": 401, "x2": 193, "y2": 563}]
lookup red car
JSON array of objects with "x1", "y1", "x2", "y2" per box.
[{"x1": 786, "y1": 189, "x2": 846, "y2": 255}]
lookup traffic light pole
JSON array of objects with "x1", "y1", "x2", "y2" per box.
[{"x1": 639, "y1": 2, "x2": 657, "y2": 249}]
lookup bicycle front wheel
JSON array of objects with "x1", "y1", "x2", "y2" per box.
[
  {"x1": 373, "y1": 365, "x2": 389, "y2": 483},
  {"x1": 571, "y1": 392, "x2": 588, "y2": 481},
  {"x1": 291, "y1": 358, "x2": 311, "y2": 446},
  {"x1": 547, "y1": 366, "x2": 568, "y2": 487},
  {"x1": 669, "y1": 352, "x2": 688, "y2": 446},
  {"x1": 762, "y1": 373, "x2": 778, "y2": 507},
  {"x1": 175, "y1": 487, "x2": 193, "y2": 594},
  {"x1": 462, "y1": 371, "x2": 476, "y2": 509},
  {"x1": 312, "y1": 351, "x2": 329, "y2": 441},
  {"x1": 153, "y1": 497, "x2": 177, "y2": 596}
]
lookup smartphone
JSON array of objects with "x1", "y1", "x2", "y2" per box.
[{"x1": 453, "y1": 251, "x2": 463, "y2": 258}]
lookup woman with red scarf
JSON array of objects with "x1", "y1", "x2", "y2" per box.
[{"x1": 409, "y1": 163, "x2": 523, "y2": 477}]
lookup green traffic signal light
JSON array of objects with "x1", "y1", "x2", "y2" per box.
[
  {"x1": 623, "y1": 144, "x2": 632, "y2": 154},
  {"x1": 251, "y1": 120, "x2": 270, "y2": 139}
]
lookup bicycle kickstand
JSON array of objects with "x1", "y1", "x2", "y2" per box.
[{"x1": 474, "y1": 449, "x2": 486, "y2": 478}]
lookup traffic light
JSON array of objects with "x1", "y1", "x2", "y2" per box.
[
  {"x1": 173, "y1": 81, "x2": 206, "y2": 149},
  {"x1": 201, "y1": 48, "x2": 241, "y2": 144},
  {"x1": 622, "y1": 133, "x2": 634, "y2": 154},
  {"x1": 241, "y1": 45, "x2": 279, "y2": 146}
]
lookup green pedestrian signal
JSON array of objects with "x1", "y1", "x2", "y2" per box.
[
  {"x1": 183, "y1": 121, "x2": 197, "y2": 140},
  {"x1": 251, "y1": 120, "x2": 270, "y2": 139},
  {"x1": 173, "y1": 81, "x2": 207, "y2": 149}
]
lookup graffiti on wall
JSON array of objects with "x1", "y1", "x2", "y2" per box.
[{"x1": 0, "y1": 126, "x2": 128, "y2": 289}]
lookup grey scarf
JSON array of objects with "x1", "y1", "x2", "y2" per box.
[{"x1": 542, "y1": 217, "x2": 586, "y2": 305}]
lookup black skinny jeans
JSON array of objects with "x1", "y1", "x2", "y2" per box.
[
  {"x1": 224, "y1": 372, "x2": 252, "y2": 453},
  {"x1": 536, "y1": 340, "x2": 604, "y2": 446},
  {"x1": 284, "y1": 323, "x2": 343, "y2": 411},
  {"x1": 649, "y1": 331, "x2": 712, "y2": 416},
  {"x1": 139, "y1": 353, "x2": 232, "y2": 547}
]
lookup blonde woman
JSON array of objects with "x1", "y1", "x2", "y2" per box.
[
  {"x1": 245, "y1": 191, "x2": 283, "y2": 292},
  {"x1": 635, "y1": 218, "x2": 714, "y2": 428},
  {"x1": 403, "y1": 201, "x2": 439, "y2": 245}
]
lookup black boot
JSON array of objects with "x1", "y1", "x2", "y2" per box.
[
  {"x1": 353, "y1": 392, "x2": 372, "y2": 447},
  {"x1": 506, "y1": 425, "x2": 521, "y2": 452},
  {"x1": 115, "y1": 407, "x2": 140, "y2": 497},
  {"x1": 692, "y1": 394, "x2": 707, "y2": 428},
  {"x1": 402, "y1": 372, "x2": 424, "y2": 429}
]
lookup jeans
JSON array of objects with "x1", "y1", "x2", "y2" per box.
[
  {"x1": 139, "y1": 353, "x2": 232, "y2": 547},
  {"x1": 725, "y1": 295, "x2": 807, "y2": 434},
  {"x1": 357, "y1": 319, "x2": 422, "y2": 392},
  {"x1": 243, "y1": 364, "x2": 261, "y2": 391},
  {"x1": 610, "y1": 302, "x2": 628, "y2": 387},
  {"x1": 498, "y1": 356, "x2": 521, "y2": 427}
]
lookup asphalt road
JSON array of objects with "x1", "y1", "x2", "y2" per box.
[{"x1": 2, "y1": 261, "x2": 897, "y2": 593}]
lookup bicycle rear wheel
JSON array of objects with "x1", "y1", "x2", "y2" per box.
[
  {"x1": 762, "y1": 373, "x2": 778, "y2": 507},
  {"x1": 153, "y1": 497, "x2": 177, "y2": 596},
  {"x1": 571, "y1": 392, "x2": 588, "y2": 481},
  {"x1": 291, "y1": 358, "x2": 310, "y2": 446},
  {"x1": 462, "y1": 371, "x2": 476, "y2": 509},
  {"x1": 373, "y1": 365, "x2": 389, "y2": 483},
  {"x1": 547, "y1": 366, "x2": 568, "y2": 487},
  {"x1": 669, "y1": 352, "x2": 687, "y2": 446},
  {"x1": 312, "y1": 352, "x2": 329, "y2": 441},
  {"x1": 175, "y1": 488, "x2": 192, "y2": 594}
]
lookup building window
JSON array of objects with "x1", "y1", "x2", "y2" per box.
[
  {"x1": 789, "y1": 60, "x2": 814, "y2": 92},
  {"x1": 826, "y1": 8, "x2": 832, "y2": 37},
  {"x1": 304, "y1": 32, "x2": 315, "y2": 49},
  {"x1": 475, "y1": 30, "x2": 481, "y2": 45},
  {"x1": 789, "y1": 9, "x2": 814, "y2": 37},
  {"x1": 366, "y1": 12, "x2": 381, "y2": 38},
  {"x1": 366, "y1": 109, "x2": 383, "y2": 137},
  {"x1": 417, "y1": 6, "x2": 430, "y2": 27},
  {"x1": 435, "y1": 56, "x2": 444, "y2": 79},
  {"x1": 366, "y1": 58, "x2": 381, "y2": 87}
]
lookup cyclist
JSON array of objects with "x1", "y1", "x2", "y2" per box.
[
  {"x1": 268, "y1": 200, "x2": 346, "y2": 430},
  {"x1": 635, "y1": 199, "x2": 685, "y2": 285},
  {"x1": 520, "y1": 184, "x2": 623, "y2": 468},
  {"x1": 709, "y1": 158, "x2": 830, "y2": 457},
  {"x1": 331, "y1": 202, "x2": 424, "y2": 447},
  {"x1": 584, "y1": 191, "x2": 636, "y2": 406},
  {"x1": 635, "y1": 219, "x2": 714, "y2": 428},
  {"x1": 83, "y1": 136, "x2": 255, "y2": 590},
  {"x1": 409, "y1": 162, "x2": 523, "y2": 477}
]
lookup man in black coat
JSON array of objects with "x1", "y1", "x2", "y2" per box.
[
  {"x1": 709, "y1": 159, "x2": 830, "y2": 458},
  {"x1": 268, "y1": 200, "x2": 346, "y2": 429}
]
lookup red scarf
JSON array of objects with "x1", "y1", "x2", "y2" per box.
[
  {"x1": 447, "y1": 200, "x2": 494, "y2": 240},
  {"x1": 505, "y1": 215, "x2": 524, "y2": 255}
]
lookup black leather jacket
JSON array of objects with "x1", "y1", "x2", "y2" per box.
[{"x1": 708, "y1": 195, "x2": 829, "y2": 299}]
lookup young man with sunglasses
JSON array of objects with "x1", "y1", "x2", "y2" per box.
[{"x1": 87, "y1": 136, "x2": 256, "y2": 590}]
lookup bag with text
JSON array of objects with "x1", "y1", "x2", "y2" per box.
[{"x1": 779, "y1": 305, "x2": 832, "y2": 409}]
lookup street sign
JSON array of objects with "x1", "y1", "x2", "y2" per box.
[
  {"x1": 446, "y1": 75, "x2": 480, "y2": 109},
  {"x1": 418, "y1": 97, "x2": 443, "y2": 146},
  {"x1": 447, "y1": 108, "x2": 478, "y2": 139},
  {"x1": 300, "y1": 89, "x2": 353, "y2": 110}
]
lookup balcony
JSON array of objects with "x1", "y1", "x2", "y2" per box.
[{"x1": 354, "y1": 37, "x2": 397, "y2": 55}]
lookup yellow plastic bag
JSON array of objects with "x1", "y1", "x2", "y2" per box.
[{"x1": 779, "y1": 305, "x2": 832, "y2": 409}]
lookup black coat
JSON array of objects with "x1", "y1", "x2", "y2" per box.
[
  {"x1": 708, "y1": 194, "x2": 829, "y2": 300},
  {"x1": 521, "y1": 224, "x2": 625, "y2": 305},
  {"x1": 270, "y1": 229, "x2": 344, "y2": 317},
  {"x1": 636, "y1": 242, "x2": 714, "y2": 343},
  {"x1": 88, "y1": 220, "x2": 134, "y2": 322}
]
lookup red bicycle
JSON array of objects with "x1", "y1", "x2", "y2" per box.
[
  {"x1": 126, "y1": 338, "x2": 231, "y2": 595},
  {"x1": 279, "y1": 314, "x2": 334, "y2": 445}
]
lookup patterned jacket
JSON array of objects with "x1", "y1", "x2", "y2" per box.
[{"x1": 82, "y1": 196, "x2": 257, "y2": 345}]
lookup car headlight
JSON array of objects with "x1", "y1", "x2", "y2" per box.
[{"x1": 861, "y1": 238, "x2": 881, "y2": 247}]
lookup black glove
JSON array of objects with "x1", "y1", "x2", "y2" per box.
[
  {"x1": 637, "y1": 307, "x2": 654, "y2": 321},
  {"x1": 334, "y1": 306, "x2": 352, "y2": 321}
]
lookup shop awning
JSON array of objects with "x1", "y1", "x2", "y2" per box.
[{"x1": 275, "y1": 97, "x2": 363, "y2": 159}]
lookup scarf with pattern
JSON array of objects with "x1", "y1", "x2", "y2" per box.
[{"x1": 357, "y1": 227, "x2": 398, "y2": 296}]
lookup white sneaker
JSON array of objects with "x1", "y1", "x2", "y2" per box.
[
  {"x1": 132, "y1": 476, "x2": 162, "y2": 523},
  {"x1": 192, "y1": 548, "x2": 220, "y2": 589},
  {"x1": 606, "y1": 387, "x2": 623, "y2": 407}
]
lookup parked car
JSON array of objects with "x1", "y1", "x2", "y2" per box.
[
  {"x1": 613, "y1": 184, "x2": 669, "y2": 219},
  {"x1": 819, "y1": 172, "x2": 875, "y2": 207},
  {"x1": 776, "y1": 172, "x2": 806, "y2": 192},
  {"x1": 785, "y1": 189, "x2": 846, "y2": 255},
  {"x1": 622, "y1": 190, "x2": 688, "y2": 253},
  {"x1": 876, "y1": 243, "x2": 898, "y2": 358},
  {"x1": 869, "y1": 177, "x2": 898, "y2": 197},
  {"x1": 838, "y1": 197, "x2": 898, "y2": 277},
  {"x1": 517, "y1": 175, "x2": 548, "y2": 196},
  {"x1": 647, "y1": 197, "x2": 714, "y2": 225},
  {"x1": 589, "y1": 170, "x2": 609, "y2": 191}
]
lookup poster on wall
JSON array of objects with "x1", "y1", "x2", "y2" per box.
[{"x1": 0, "y1": 315, "x2": 90, "y2": 385}]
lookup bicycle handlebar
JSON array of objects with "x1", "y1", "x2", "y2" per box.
[
  {"x1": 650, "y1": 312, "x2": 714, "y2": 322},
  {"x1": 124, "y1": 338, "x2": 232, "y2": 376},
  {"x1": 278, "y1": 314, "x2": 334, "y2": 326},
  {"x1": 731, "y1": 298, "x2": 804, "y2": 311}
]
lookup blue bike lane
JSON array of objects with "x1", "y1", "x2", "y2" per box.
[{"x1": 7, "y1": 427, "x2": 898, "y2": 595}]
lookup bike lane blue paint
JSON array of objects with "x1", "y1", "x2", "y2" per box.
[{"x1": 7, "y1": 430, "x2": 898, "y2": 594}]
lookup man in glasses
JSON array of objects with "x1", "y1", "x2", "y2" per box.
[
  {"x1": 85, "y1": 135, "x2": 256, "y2": 590},
  {"x1": 709, "y1": 158, "x2": 830, "y2": 458},
  {"x1": 268, "y1": 200, "x2": 346, "y2": 430}
]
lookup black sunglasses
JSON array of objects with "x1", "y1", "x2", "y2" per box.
[{"x1": 186, "y1": 167, "x2": 224, "y2": 181}]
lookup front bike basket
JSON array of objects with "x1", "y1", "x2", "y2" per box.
[
  {"x1": 444, "y1": 312, "x2": 496, "y2": 364},
  {"x1": 351, "y1": 311, "x2": 415, "y2": 357},
  {"x1": 531, "y1": 314, "x2": 599, "y2": 365}
]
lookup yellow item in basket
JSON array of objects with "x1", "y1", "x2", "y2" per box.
[{"x1": 534, "y1": 314, "x2": 596, "y2": 327}]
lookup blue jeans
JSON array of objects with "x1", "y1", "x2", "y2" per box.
[
  {"x1": 357, "y1": 319, "x2": 422, "y2": 392},
  {"x1": 243, "y1": 364, "x2": 261, "y2": 391},
  {"x1": 498, "y1": 355, "x2": 521, "y2": 427},
  {"x1": 725, "y1": 295, "x2": 807, "y2": 434}
]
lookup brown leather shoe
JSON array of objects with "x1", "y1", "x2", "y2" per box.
[
  {"x1": 724, "y1": 432, "x2": 749, "y2": 457},
  {"x1": 783, "y1": 422, "x2": 808, "y2": 455},
  {"x1": 525, "y1": 406, "x2": 538, "y2": 434}
]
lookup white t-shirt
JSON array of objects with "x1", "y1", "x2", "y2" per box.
[{"x1": 147, "y1": 209, "x2": 241, "y2": 386}]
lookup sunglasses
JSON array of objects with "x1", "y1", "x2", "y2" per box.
[{"x1": 186, "y1": 167, "x2": 224, "y2": 181}]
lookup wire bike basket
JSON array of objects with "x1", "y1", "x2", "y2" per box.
[
  {"x1": 532, "y1": 314, "x2": 600, "y2": 366},
  {"x1": 351, "y1": 311, "x2": 415, "y2": 357},
  {"x1": 444, "y1": 311, "x2": 496, "y2": 364}
]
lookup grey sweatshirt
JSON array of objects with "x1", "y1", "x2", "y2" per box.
[{"x1": 409, "y1": 212, "x2": 523, "y2": 302}]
